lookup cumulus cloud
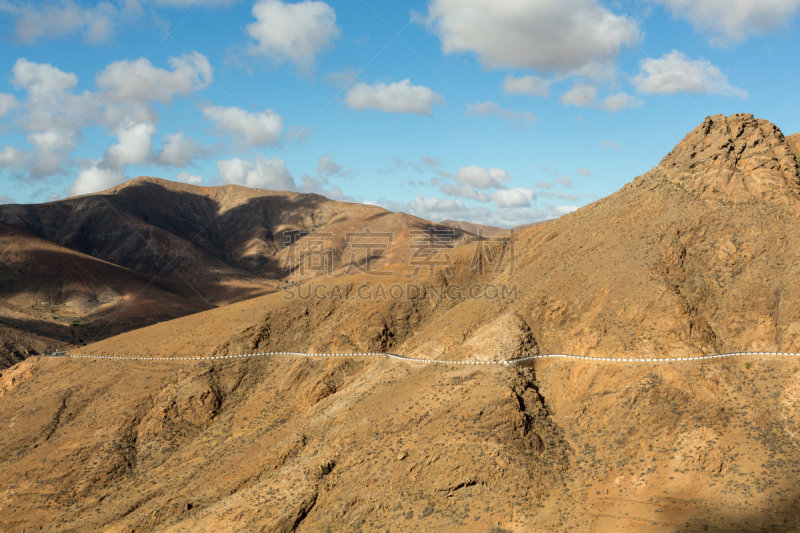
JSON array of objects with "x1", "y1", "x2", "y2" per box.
[
  {"x1": 345, "y1": 79, "x2": 444, "y2": 115},
  {"x1": 501, "y1": 74, "x2": 551, "y2": 96},
  {"x1": 420, "y1": 0, "x2": 639, "y2": 74},
  {"x1": 1, "y1": 0, "x2": 118, "y2": 44},
  {"x1": 203, "y1": 105, "x2": 284, "y2": 147},
  {"x1": 12, "y1": 58, "x2": 78, "y2": 98},
  {"x1": 96, "y1": 52, "x2": 213, "y2": 103},
  {"x1": 246, "y1": 0, "x2": 340, "y2": 72},
  {"x1": 69, "y1": 162, "x2": 125, "y2": 196},
  {"x1": 0, "y1": 146, "x2": 26, "y2": 169},
  {"x1": 657, "y1": 0, "x2": 800, "y2": 44},
  {"x1": 632, "y1": 50, "x2": 748, "y2": 98},
  {"x1": 454, "y1": 166, "x2": 510, "y2": 189},
  {"x1": 0, "y1": 94, "x2": 19, "y2": 116},
  {"x1": 176, "y1": 171, "x2": 203, "y2": 184},
  {"x1": 464, "y1": 101, "x2": 535, "y2": 122},
  {"x1": 562, "y1": 83, "x2": 598, "y2": 107},
  {"x1": 316, "y1": 154, "x2": 342, "y2": 177},
  {"x1": 155, "y1": 132, "x2": 207, "y2": 167},
  {"x1": 597, "y1": 92, "x2": 644, "y2": 112},
  {"x1": 438, "y1": 182, "x2": 491, "y2": 202},
  {"x1": 217, "y1": 156, "x2": 296, "y2": 191},
  {"x1": 602, "y1": 140, "x2": 621, "y2": 149},
  {"x1": 578, "y1": 167, "x2": 592, "y2": 176},
  {"x1": 7, "y1": 54, "x2": 212, "y2": 180},
  {"x1": 491, "y1": 187, "x2": 536, "y2": 208},
  {"x1": 104, "y1": 121, "x2": 156, "y2": 167}
]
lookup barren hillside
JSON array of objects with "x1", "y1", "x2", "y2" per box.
[
  {"x1": 1, "y1": 114, "x2": 800, "y2": 532},
  {"x1": 0, "y1": 179, "x2": 473, "y2": 367}
]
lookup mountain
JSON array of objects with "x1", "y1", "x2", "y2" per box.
[
  {"x1": 0, "y1": 178, "x2": 474, "y2": 366},
  {"x1": 2, "y1": 113, "x2": 800, "y2": 532},
  {"x1": 440, "y1": 219, "x2": 547, "y2": 237},
  {"x1": 788, "y1": 132, "x2": 800, "y2": 161},
  {"x1": 439, "y1": 219, "x2": 510, "y2": 237}
]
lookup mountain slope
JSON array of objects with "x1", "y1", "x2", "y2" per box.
[
  {"x1": 0, "y1": 178, "x2": 474, "y2": 364},
  {"x1": 0, "y1": 178, "x2": 474, "y2": 305},
  {"x1": 2, "y1": 114, "x2": 800, "y2": 532}
]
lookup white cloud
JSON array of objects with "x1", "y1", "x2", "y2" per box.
[
  {"x1": 176, "y1": 171, "x2": 203, "y2": 184},
  {"x1": 657, "y1": 0, "x2": 800, "y2": 44},
  {"x1": 375, "y1": 194, "x2": 573, "y2": 227},
  {"x1": 464, "y1": 101, "x2": 535, "y2": 122},
  {"x1": 317, "y1": 154, "x2": 342, "y2": 177},
  {"x1": 246, "y1": 0, "x2": 340, "y2": 72},
  {"x1": 156, "y1": 132, "x2": 206, "y2": 167},
  {"x1": 0, "y1": 146, "x2": 25, "y2": 168},
  {"x1": 562, "y1": 83, "x2": 598, "y2": 107},
  {"x1": 69, "y1": 162, "x2": 125, "y2": 196},
  {"x1": 96, "y1": 52, "x2": 213, "y2": 103},
  {"x1": 0, "y1": 94, "x2": 18, "y2": 116},
  {"x1": 345, "y1": 79, "x2": 444, "y2": 115},
  {"x1": 438, "y1": 182, "x2": 491, "y2": 202},
  {"x1": 602, "y1": 140, "x2": 621, "y2": 149},
  {"x1": 632, "y1": 50, "x2": 748, "y2": 98},
  {"x1": 578, "y1": 167, "x2": 592, "y2": 176},
  {"x1": 104, "y1": 121, "x2": 156, "y2": 167},
  {"x1": 501, "y1": 74, "x2": 551, "y2": 96},
  {"x1": 597, "y1": 92, "x2": 644, "y2": 112},
  {"x1": 217, "y1": 156, "x2": 296, "y2": 191},
  {"x1": 5, "y1": 55, "x2": 212, "y2": 181},
  {"x1": 556, "y1": 176, "x2": 573, "y2": 187},
  {"x1": 420, "y1": 0, "x2": 639, "y2": 74},
  {"x1": 12, "y1": 58, "x2": 78, "y2": 98},
  {"x1": 491, "y1": 187, "x2": 536, "y2": 208},
  {"x1": 203, "y1": 105, "x2": 283, "y2": 147},
  {"x1": 0, "y1": 195, "x2": 15, "y2": 204},
  {"x1": 1, "y1": 1, "x2": 118, "y2": 44},
  {"x1": 454, "y1": 166, "x2": 510, "y2": 189}
]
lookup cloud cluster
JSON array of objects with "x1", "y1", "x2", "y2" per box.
[
  {"x1": 632, "y1": 50, "x2": 748, "y2": 98},
  {"x1": 1, "y1": 0, "x2": 119, "y2": 44},
  {"x1": 657, "y1": 0, "x2": 800, "y2": 45},
  {"x1": 203, "y1": 105, "x2": 284, "y2": 147},
  {"x1": 562, "y1": 83, "x2": 643, "y2": 112},
  {"x1": 501, "y1": 74, "x2": 551, "y2": 97},
  {"x1": 2, "y1": 53, "x2": 215, "y2": 196},
  {"x1": 246, "y1": 0, "x2": 340, "y2": 72},
  {"x1": 96, "y1": 52, "x2": 213, "y2": 103},
  {"x1": 376, "y1": 195, "x2": 577, "y2": 228},
  {"x1": 432, "y1": 165, "x2": 545, "y2": 210},
  {"x1": 345, "y1": 79, "x2": 445, "y2": 115},
  {"x1": 420, "y1": 0, "x2": 639, "y2": 75},
  {"x1": 217, "y1": 156, "x2": 296, "y2": 190}
]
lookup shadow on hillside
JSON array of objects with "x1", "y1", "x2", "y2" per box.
[{"x1": 0, "y1": 180, "x2": 483, "y2": 309}]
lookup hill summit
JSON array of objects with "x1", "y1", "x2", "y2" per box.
[{"x1": 654, "y1": 113, "x2": 800, "y2": 203}]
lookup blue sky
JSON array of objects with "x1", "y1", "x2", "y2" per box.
[{"x1": 1, "y1": 0, "x2": 799, "y2": 227}]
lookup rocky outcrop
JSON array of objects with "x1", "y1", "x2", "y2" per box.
[{"x1": 657, "y1": 113, "x2": 800, "y2": 203}]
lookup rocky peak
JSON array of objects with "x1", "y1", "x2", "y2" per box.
[
  {"x1": 657, "y1": 113, "x2": 800, "y2": 203},
  {"x1": 787, "y1": 132, "x2": 800, "y2": 161}
]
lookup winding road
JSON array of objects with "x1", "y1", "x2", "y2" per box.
[{"x1": 40, "y1": 350, "x2": 800, "y2": 365}]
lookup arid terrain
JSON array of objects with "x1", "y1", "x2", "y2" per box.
[
  {"x1": 1, "y1": 113, "x2": 800, "y2": 532},
  {"x1": 0, "y1": 178, "x2": 472, "y2": 362}
]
